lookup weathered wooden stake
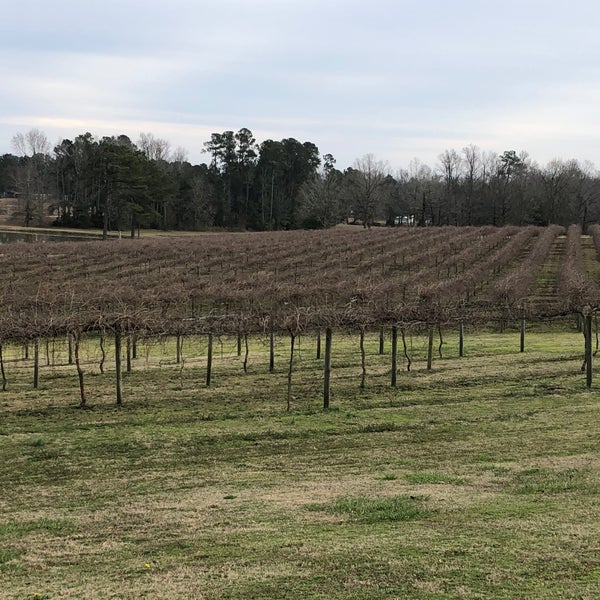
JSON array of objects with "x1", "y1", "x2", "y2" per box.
[
  {"x1": 115, "y1": 331, "x2": 122, "y2": 405},
  {"x1": 74, "y1": 332, "x2": 86, "y2": 407},
  {"x1": 126, "y1": 336, "x2": 132, "y2": 372},
  {"x1": 427, "y1": 326, "x2": 434, "y2": 370},
  {"x1": 287, "y1": 333, "x2": 296, "y2": 411},
  {"x1": 33, "y1": 338, "x2": 39, "y2": 389},
  {"x1": 391, "y1": 326, "x2": 398, "y2": 387},
  {"x1": 243, "y1": 333, "x2": 249, "y2": 373},
  {"x1": 68, "y1": 333, "x2": 73, "y2": 365},
  {"x1": 206, "y1": 333, "x2": 213, "y2": 387},
  {"x1": 585, "y1": 311, "x2": 592, "y2": 388},
  {"x1": 323, "y1": 328, "x2": 332, "y2": 408},
  {"x1": 359, "y1": 327, "x2": 366, "y2": 389},
  {"x1": 269, "y1": 330, "x2": 275, "y2": 373}
]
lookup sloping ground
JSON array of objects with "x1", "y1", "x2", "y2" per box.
[
  {"x1": 1, "y1": 225, "x2": 599, "y2": 340},
  {"x1": 528, "y1": 234, "x2": 565, "y2": 305},
  {"x1": 477, "y1": 231, "x2": 540, "y2": 302},
  {"x1": 582, "y1": 234, "x2": 600, "y2": 282}
]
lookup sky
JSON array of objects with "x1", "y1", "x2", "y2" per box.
[{"x1": 2, "y1": 0, "x2": 600, "y2": 171}]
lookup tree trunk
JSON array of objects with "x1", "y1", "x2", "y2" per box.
[
  {"x1": 316, "y1": 329, "x2": 321, "y2": 360},
  {"x1": 379, "y1": 327, "x2": 385, "y2": 355},
  {"x1": 459, "y1": 321, "x2": 464, "y2": 358},
  {"x1": 323, "y1": 328, "x2": 332, "y2": 409},
  {"x1": 269, "y1": 330, "x2": 275, "y2": 373},
  {"x1": 102, "y1": 209, "x2": 108, "y2": 240},
  {"x1": 520, "y1": 318, "x2": 526, "y2": 353}
]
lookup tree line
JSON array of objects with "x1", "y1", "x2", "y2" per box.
[{"x1": 1, "y1": 128, "x2": 599, "y2": 233}]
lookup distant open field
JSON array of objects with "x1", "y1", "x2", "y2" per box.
[{"x1": 1, "y1": 325, "x2": 600, "y2": 598}]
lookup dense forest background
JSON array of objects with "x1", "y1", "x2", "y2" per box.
[{"x1": 1, "y1": 128, "x2": 598, "y2": 234}]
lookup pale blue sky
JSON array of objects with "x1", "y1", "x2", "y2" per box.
[{"x1": 2, "y1": 0, "x2": 600, "y2": 169}]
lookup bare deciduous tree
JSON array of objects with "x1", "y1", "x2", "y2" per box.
[{"x1": 346, "y1": 154, "x2": 391, "y2": 228}]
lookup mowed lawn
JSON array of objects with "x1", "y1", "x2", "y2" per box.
[{"x1": 1, "y1": 324, "x2": 600, "y2": 599}]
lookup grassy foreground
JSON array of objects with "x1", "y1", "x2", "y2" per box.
[{"x1": 1, "y1": 324, "x2": 600, "y2": 599}]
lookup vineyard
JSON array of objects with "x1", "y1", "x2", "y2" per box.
[
  {"x1": 2, "y1": 224, "x2": 600, "y2": 402},
  {"x1": 4, "y1": 225, "x2": 600, "y2": 598}
]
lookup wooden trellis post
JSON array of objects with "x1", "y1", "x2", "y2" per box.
[
  {"x1": 115, "y1": 331, "x2": 122, "y2": 405},
  {"x1": 269, "y1": 331, "x2": 275, "y2": 373},
  {"x1": 206, "y1": 333, "x2": 213, "y2": 387},
  {"x1": 33, "y1": 338, "x2": 39, "y2": 389},
  {"x1": 427, "y1": 326, "x2": 434, "y2": 370},
  {"x1": 323, "y1": 328, "x2": 332, "y2": 409},
  {"x1": 584, "y1": 308, "x2": 592, "y2": 388},
  {"x1": 391, "y1": 326, "x2": 398, "y2": 387}
]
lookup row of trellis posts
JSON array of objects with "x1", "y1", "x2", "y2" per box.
[{"x1": 3, "y1": 311, "x2": 596, "y2": 408}]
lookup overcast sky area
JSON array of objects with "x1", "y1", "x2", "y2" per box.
[{"x1": 2, "y1": 0, "x2": 600, "y2": 171}]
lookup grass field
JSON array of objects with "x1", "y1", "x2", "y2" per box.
[{"x1": 1, "y1": 323, "x2": 600, "y2": 599}]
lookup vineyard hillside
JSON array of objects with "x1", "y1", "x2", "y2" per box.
[{"x1": 2, "y1": 224, "x2": 600, "y2": 341}]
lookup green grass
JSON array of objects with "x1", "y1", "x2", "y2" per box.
[
  {"x1": 306, "y1": 495, "x2": 427, "y2": 523},
  {"x1": 404, "y1": 472, "x2": 465, "y2": 485},
  {"x1": 1, "y1": 323, "x2": 600, "y2": 598}
]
